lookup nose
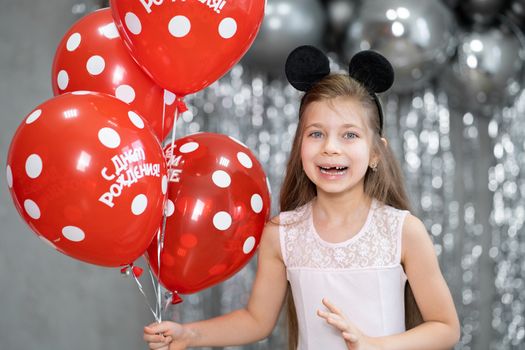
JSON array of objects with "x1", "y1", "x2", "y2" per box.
[{"x1": 322, "y1": 135, "x2": 341, "y2": 155}]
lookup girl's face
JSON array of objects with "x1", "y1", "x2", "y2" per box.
[{"x1": 300, "y1": 97, "x2": 376, "y2": 196}]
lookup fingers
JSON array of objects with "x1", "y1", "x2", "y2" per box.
[
  {"x1": 322, "y1": 297, "x2": 343, "y2": 315},
  {"x1": 145, "y1": 321, "x2": 175, "y2": 334},
  {"x1": 318, "y1": 299, "x2": 360, "y2": 344},
  {"x1": 318, "y1": 311, "x2": 349, "y2": 333},
  {"x1": 342, "y1": 331, "x2": 359, "y2": 343},
  {"x1": 143, "y1": 333, "x2": 169, "y2": 343},
  {"x1": 147, "y1": 341, "x2": 168, "y2": 350}
]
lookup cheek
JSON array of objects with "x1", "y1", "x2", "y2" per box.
[
  {"x1": 300, "y1": 140, "x2": 313, "y2": 160},
  {"x1": 353, "y1": 143, "x2": 372, "y2": 162}
]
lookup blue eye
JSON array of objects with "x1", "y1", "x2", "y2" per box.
[
  {"x1": 344, "y1": 132, "x2": 358, "y2": 139},
  {"x1": 309, "y1": 131, "x2": 323, "y2": 138}
]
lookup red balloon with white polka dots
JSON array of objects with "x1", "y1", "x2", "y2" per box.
[
  {"x1": 52, "y1": 8, "x2": 176, "y2": 141},
  {"x1": 147, "y1": 133, "x2": 271, "y2": 295},
  {"x1": 110, "y1": 0, "x2": 265, "y2": 96},
  {"x1": 6, "y1": 92, "x2": 168, "y2": 267}
]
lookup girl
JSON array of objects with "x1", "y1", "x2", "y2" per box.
[{"x1": 143, "y1": 46, "x2": 460, "y2": 350}]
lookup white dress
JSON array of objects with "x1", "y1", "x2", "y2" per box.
[{"x1": 279, "y1": 199, "x2": 409, "y2": 350}]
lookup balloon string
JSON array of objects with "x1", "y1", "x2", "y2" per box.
[
  {"x1": 156, "y1": 226, "x2": 164, "y2": 321},
  {"x1": 170, "y1": 98, "x2": 181, "y2": 152},
  {"x1": 164, "y1": 292, "x2": 173, "y2": 315},
  {"x1": 161, "y1": 91, "x2": 168, "y2": 142},
  {"x1": 129, "y1": 265, "x2": 161, "y2": 323},
  {"x1": 147, "y1": 262, "x2": 159, "y2": 315},
  {"x1": 154, "y1": 99, "x2": 182, "y2": 321}
]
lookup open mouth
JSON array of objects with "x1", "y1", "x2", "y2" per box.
[{"x1": 318, "y1": 165, "x2": 348, "y2": 175}]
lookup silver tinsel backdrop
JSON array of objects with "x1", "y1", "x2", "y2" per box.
[{"x1": 3, "y1": 0, "x2": 525, "y2": 349}]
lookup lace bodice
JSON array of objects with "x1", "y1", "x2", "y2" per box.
[
  {"x1": 279, "y1": 199, "x2": 408, "y2": 270},
  {"x1": 279, "y1": 199, "x2": 410, "y2": 348}
]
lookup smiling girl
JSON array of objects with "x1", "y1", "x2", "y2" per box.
[{"x1": 143, "y1": 46, "x2": 460, "y2": 350}]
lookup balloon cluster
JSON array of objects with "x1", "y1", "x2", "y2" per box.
[{"x1": 6, "y1": 2, "x2": 270, "y2": 307}]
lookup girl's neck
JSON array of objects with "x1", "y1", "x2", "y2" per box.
[{"x1": 314, "y1": 187, "x2": 373, "y2": 222}]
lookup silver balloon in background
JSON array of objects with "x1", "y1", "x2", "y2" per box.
[
  {"x1": 442, "y1": 0, "x2": 461, "y2": 9},
  {"x1": 441, "y1": 17, "x2": 525, "y2": 116},
  {"x1": 343, "y1": 0, "x2": 457, "y2": 94},
  {"x1": 460, "y1": 0, "x2": 508, "y2": 26},
  {"x1": 241, "y1": 0, "x2": 326, "y2": 77},
  {"x1": 506, "y1": 0, "x2": 525, "y2": 27},
  {"x1": 326, "y1": 0, "x2": 357, "y2": 39}
]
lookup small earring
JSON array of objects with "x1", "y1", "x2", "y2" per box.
[{"x1": 370, "y1": 162, "x2": 378, "y2": 172}]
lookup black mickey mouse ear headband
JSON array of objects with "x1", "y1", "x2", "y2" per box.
[{"x1": 285, "y1": 45, "x2": 394, "y2": 135}]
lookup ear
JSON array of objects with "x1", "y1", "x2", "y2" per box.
[{"x1": 370, "y1": 137, "x2": 388, "y2": 166}]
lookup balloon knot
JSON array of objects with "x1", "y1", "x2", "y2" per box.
[
  {"x1": 175, "y1": 99, "x2": 188, "y2": 113},
  {"x1": 171, "y1": 293, "x2": 183, "y2": 304},
  {"x1": 132, "y1": 266, "x2": 144, "y2": 278}
]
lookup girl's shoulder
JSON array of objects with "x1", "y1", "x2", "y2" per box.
[
  {"x1": 400, "y1": 213, "x2": 431, "y2": 263},
  {"x1": 260, "y1": 215, "x2": 284, "y2": 262},
  {"x1": 277, "y1": 202, "x2": 311, "y2": 226},
  {"x1": 375, "y1": 200, "x2": 410, "y2": 215}
]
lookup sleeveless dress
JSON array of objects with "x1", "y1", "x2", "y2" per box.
[{"x1": 279, "y1": 199, "x2": 409, "y2": 350}]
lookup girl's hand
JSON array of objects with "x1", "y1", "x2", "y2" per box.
[
  {"x1": 317, "y1": 298, "x2": 381, "y2": 350},
  {"x1": 143, "y1": 321, "x2": 188, "y2": 350}
]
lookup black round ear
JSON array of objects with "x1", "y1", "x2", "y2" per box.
[
  {"x1": 348, "y1": 51, "x2": 394, "y2": 93},
  {"x1": 285, "y1": 45, "x2": 330, "y2": 92}
]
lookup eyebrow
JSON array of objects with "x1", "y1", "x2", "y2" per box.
[{"x1": 305, "y1": 123, "x2": 363, "y2": 130}]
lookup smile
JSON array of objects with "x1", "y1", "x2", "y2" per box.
[{"x1": 318, "y1": 165, "x2": 348, "y2": 176}]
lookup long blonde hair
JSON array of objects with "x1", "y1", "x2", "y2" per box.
[{"x1": 279, "y1": 74, "x2": 423, "y2": 349}]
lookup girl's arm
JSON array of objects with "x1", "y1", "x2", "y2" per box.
[
  {"x1": 145, "y1": 219, "x2": 288, "y2": 348},
  {"x1": 374, "y1": 214, "x2": 461, "y2": 350}
]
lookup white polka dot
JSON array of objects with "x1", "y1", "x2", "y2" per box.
[
  {"x1": 168, "y1": 16, "x2": 191, "y2": 38},
  {"x1": 24, "y1": 199, "x2": 41, "y2": 219},
  {"x1": 179, "y1": 142, "x2": 199, "y2": 153},
  {"x1": 62, "y1": 226, "x2": 85, "y2": 242},
  {"x1": 101, "y1": 22, "x2": 119, "y2": 39},
  {"x1": 66, "y1": 32, "x2": 81, "y2": 51},
  {"x1": 6, "y1": 165, "x2": 13, "y2": 188},
  {"x1": 25, "y1": 154, "x2": 43, "y2": 179},
  {"x1": 115, "y1": 85, "x2": 136, "y2": 104},
  {"x1": 228, "y1": 136, "x2": 248, "y2": 148},
  {"x1": 57, "y1": 70, "x2": 69, "y2": 90},
  {"x1": 125, "y1": 12, "x2": 142, "y2": 35},
  {"x1": 164, "y1": 199, "x2": 175, "y2": 217},
  {"x1": 218, "y1": 18, "x2": 237, "y2": 39},
  {"x1": 72, "y1": 90, "x2": 90, "y2": 95},
  {"x1": 98, "y1": 127, "x2": 121, "y2": 149},
  {"x1": 243, "y1": 236, "x2": 256, "y2": 254},
  {"x1": 25, "y1": 109, "x2": 42, "y2": 124},
  {"x1": 251, "y1": 194, "x2": 263, "y2": 213},
  {"x1": 128, "y1": 111, "x2": 144, "y2": 129},
  {"x1": 213, "y1": 211, "x2": 232, "y2": 231},
  {"x1": 237, "y1": 152, "x2": 253, "y2": 168},
  {"x1": 164, "y1": 90, "x2": 176, "y2": 105},
  {"x1": 86, "y1": 55, "x2": 105, "y2": 75},
  {"x1": 161, "y1": 175, "x2": 168, "y2": 195},
  {"x1": 212, "y1": 170, "x2": 231, "y2": 188},
  {"x1": 131, "y1": 194, "x2": 148, "y2": 215}
]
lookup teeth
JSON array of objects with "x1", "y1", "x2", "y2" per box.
[
  {"x1": 320, "y1": 168, "x2": 347, "y2": 175},
  {"x1": 319, "y1": 166, "x2": 347, "y2": 170}
]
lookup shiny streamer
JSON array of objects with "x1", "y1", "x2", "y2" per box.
[{"x1": 489, "y1": 91, "x2": 525, "y2": 349}]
